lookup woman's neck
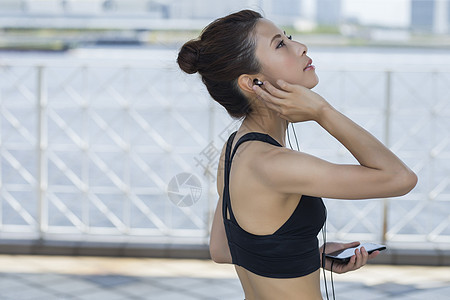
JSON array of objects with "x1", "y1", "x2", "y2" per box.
[{"x1": 240, "y1": 108, "x2": 288, "y2": 147}]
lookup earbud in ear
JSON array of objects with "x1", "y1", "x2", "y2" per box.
[{"x1": 253, "y1": 79, "x2": 263, "y2": 86}]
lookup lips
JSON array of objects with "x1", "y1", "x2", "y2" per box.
[{"x1": 303, "y1": 59, "x2": 315, "y2": 71}]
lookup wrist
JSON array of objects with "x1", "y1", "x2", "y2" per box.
[{"x1": 315, "y1": 103, "x2": 335, "y2": 124}]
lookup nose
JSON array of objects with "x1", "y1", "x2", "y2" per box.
[
  {"x1": 299, "y1": 43, "x2": 308, "y2": 56},
  {"x1": 293, "y1": 41, "x2": 307, "y2": 56}
]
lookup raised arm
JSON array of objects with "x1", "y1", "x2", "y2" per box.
[{"x1": 252, "y1": 80, "x2": 417, "y2": 199}]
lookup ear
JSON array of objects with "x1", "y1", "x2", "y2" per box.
[{"x1": 237, "y1": 74, "x2": 259, "y2": 94}]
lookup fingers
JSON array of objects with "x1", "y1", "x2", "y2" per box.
[
  {"x1": 263, "y1": 80, "x2": 290, "y2": 98},
  {"x1": 359, "y1": 247, "x2": 369, "y2": 266},
  {"x1": 323, "y1": 242, "x2": 345, "y2": 254},
  {"x1": 353, "y1": 248, "x2": 364, "y2": 269},
  {"x1": 276, "y1": 79, "x2": 296, "y2": 92},
  {"x1": 338, "y1": 247, "x2": 367, "y2": 273},
  {"x1": 252, "y1": 85, "x2": 283, "y2": 112},
  {"x1": 343, "y1": 241, "x2": 360, "y2": 249},
  {"x1": 329, "y1": 245, "x2": 380, "y2": 274},
  {"x1": 368, "y1": 250, "x2": 380, "y2": 260},
  {"x1": 331, "y1": 256, "x2": 354, "y2": 274}
]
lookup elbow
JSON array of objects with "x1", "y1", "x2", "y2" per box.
[
  {"x1": 209, "y1": 244, "x2": 220, "y2": 263},
  {"x1": 408, "y1": 171, "x2": 418, "y2": 190},
  {"x1": 209, "y1": 235, "x2": 231, "y2": 264},
  {"x1": 395, "y1": 169, "x2": 418, "y2": 196},
  {"x1": 209, "y1": 245, "x2": 230, "y2": 264}
]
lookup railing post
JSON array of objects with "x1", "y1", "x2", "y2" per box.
[
  {"x1": 382, "y1": 70, "x2": 392, "y2": 244},
  {"x1": 81, "y1": 65, "x2": 89, "y2": 233},
  {"x1": 37, "y1": 66, "x2": 48, "y2": 238},
  {"x1": 0, "y1": 66, "x2": 2, "y2": 231}
]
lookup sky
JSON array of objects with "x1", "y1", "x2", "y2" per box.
[{"x1": 342, "y1": 0, "x2": 411, "y2": 27}]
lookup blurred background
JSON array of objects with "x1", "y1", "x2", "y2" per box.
[{"x1": 0, "y1": 0, "x2": 449, "y2": 265}]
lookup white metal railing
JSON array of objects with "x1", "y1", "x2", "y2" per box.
[{"x1": 0, "y1": 59, "x2": 449, "y2": 250}]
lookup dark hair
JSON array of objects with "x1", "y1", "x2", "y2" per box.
[{"x1": 177, "y1": 10, "x2": 262, "y2": 119}]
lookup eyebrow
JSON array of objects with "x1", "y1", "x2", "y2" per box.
[{"x1": 270, "y1": 34, "x2": 282, "y2": 46}]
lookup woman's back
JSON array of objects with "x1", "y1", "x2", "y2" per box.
[
  {"x1": 218, "y1": 130, "x2": 325, "y2": 299},
  {"x1": 235, "y1": 265, "x2": 322, "y2": 300}
]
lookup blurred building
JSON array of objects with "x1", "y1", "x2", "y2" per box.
[
  {"x1": 411, "y1": 0, "x2": 450, "y2": 34},
  {"x1": 411, "y1": 0, "x2": 435, "y2": 31},
  {"x1": 265, "y1": 0, "x2": 303, "y2": 25},
  {"x1": 168, "y1": 0, "x2": 251, "y2": 19},
  {"x1": 0, "y1": 0, "x2": 448, "y2": 34},
  {"x1": 433, "y1": 0, "x2": 450, "y2": 34},
  {"x1": 0, "y1": 0, "x2": 306, "y2": 29},
  {"x1": 316, "y1": 0, "x2": 341, "y2": 26}
]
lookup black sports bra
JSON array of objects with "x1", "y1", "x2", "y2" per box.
[{"x1": 223, "y1": 131, "x2": 327, "y2": 278}]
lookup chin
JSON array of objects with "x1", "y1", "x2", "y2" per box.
[
  {"x1": 310, "y1": 74, "x2": 320, "y2": 88},
  {"x1": 297, "y1": 73, "x2": 319, "y2": 89},
  {"x1": 305, "y1": 78, "x2": 319, "y2": 89}
]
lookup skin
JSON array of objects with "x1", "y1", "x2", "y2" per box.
[{"x1": 209, "y1": 18, "x2": 417, "y2": 300}]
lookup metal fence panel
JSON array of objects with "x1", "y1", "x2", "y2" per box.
[{"x1": 0, "y1": 61, "x2": 449, "y2": 250}]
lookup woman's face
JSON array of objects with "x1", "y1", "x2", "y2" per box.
[{"x1": 254, "y1": 18, "x2": 318, "y2": 89}]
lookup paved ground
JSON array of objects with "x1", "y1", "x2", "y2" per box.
[{"x1": 0, "y1": 254, "x2": 448, "y2": 299}]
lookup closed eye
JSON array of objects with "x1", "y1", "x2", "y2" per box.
[
  {"x1": 276, "y1": 40, "x2": 285, "y2": 49},
  {"x1": 275, "y1": 32, "x2": 293, "y2": 49}
]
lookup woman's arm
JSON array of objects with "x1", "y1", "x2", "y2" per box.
[
  {"x1": 252, "y1": 80, "x2": 417, "y2": 200},
  {"x1": 209, "y1": 196, "x2": 232, "y2": 263},
  {"x1": 209, "y1": 142, "x2": 232, "y2": 264}
]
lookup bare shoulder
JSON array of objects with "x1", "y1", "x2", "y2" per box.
[
  {"x1": 217, "y1": 133, "x2": 282, "y2": 194},
  {"x1": 248, "y1": 146, "x2": 303, "y2": 185}
]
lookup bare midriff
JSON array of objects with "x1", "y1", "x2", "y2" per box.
[{"x1": 236, "y1": 266, "x2": 323, "y2": 300}]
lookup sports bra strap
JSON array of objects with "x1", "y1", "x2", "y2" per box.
[
  {"x1": 230, "y1": 132, "x2": 282, "y2": 162},
  {"x1": 223, "y1": 131, "x2": 282, "y2": 222},
  {"x1": 223, "y1": 132, "x2": 237, "y2": 221}
]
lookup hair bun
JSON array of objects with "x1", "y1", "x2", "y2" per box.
[{"x1": 177, "y1": 39, "x2": 201, "y2": 74}]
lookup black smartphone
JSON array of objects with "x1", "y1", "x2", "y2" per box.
[{"x1": 325, "y1": 243, "x2": 386, "y2": 263}]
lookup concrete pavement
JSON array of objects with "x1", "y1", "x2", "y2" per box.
[{"x1": 0, "y1": 255, "x2": 449, "y2": 299}]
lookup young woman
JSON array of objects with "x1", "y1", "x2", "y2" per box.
[{"x1": 177, "y1": 10, "x2": 417, "y2": 300}]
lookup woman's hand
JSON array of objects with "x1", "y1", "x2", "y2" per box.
[
  {"x1": 319, "y1": 241, "x2": 380, "y2": 274},
  {"x1": 252, "y1": 79, "x2": 331, "y2": 123}
]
